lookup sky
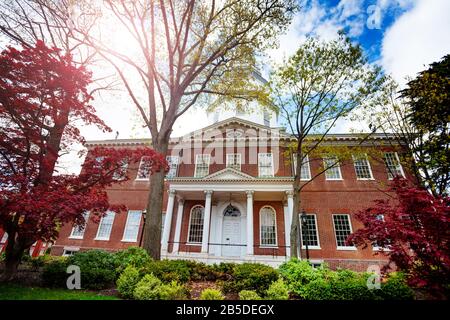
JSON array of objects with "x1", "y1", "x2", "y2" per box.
[{"x1": 56, "y1": 0, "x2": 450, "y2": 174}]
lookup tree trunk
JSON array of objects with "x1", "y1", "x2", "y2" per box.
[
  {"x1": 290, "y1": 147, "x2": 304, "y2": 259},
  {"x1": 1, "y1": 234, "x2": 27, "y2": 282},
  {"x1": 142, "y1": 140, "x2": 169, "y2": 260}
]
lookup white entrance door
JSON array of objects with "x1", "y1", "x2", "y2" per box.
[{"x1": 222, "y1": 216, "x2": 241, "y2": 257}]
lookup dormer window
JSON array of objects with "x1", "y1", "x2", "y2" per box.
[
  {"x1": 258, "y1": 153, "x2": 274, "y2": 177},
  {"x1": 226, "y1": 153, "x2": 242, "y2": 171},
  {"x1": 194, "y1": 154, "x2": 210, "y2": 178},
  {"x1": 166, "y1": 156, "x2": 179, "y2": 178}
]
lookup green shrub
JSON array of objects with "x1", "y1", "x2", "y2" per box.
[
  {"x1": 157, "y1": 281, "x2": 188, "y2": 300},
  {"x1": 211, "y1": 262, "x2": 236, "y2": 276},
  {"x1": 266, "y1": 279, "x2": 289, "y2": 300},
  {"x1": 199, "y1": 288, "x2": 225, "y2": 300},
  {"x1": 42, "y1": 257, "x2": 70, "y2": 287},
  {"x1": 117, "y1": 266, "x2": 142, "y2": 299},
  {"x1": 221, "y1": 263, "x2": 278, "y2": 296},
  {"x1": 113, "y1": 247, "x2": 152, "y2": 275},
  {"x1": 67, "y1": 250, "x2": 116, "y2": 289},
  {"x1": 378, "y1": 272, "x2": 414, "y2": 300},
  {"x1": 185, "y1": 261, "x2": 224, "y2": 281},
  {"x1": 239, "y1": 290, "x2": 262, "y2": 300},
  {"x1": 143, "y1": 259, "x2": 191, "y2": 283},
  {"x1": 133, "y1": 274, "x2": 186, "y2": 300},
  {"x1": 278, "y1": 259, "x2": 322, "y2": 296}
]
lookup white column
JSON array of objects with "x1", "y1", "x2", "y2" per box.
[
  {"x1": 161, "y1": 189, "x2": 176, "y2": 253},
  {"x1": 246, "y1": 190, "x2": 254, "y2": 255},
  {"x1": 172, "y1": 199, "x2": 184, "y2": 253},
  {"x1": 201, "y1": 190, "x2": 213, "y2": 253},
  {"x1": 285, "y1": 191, "x2": 294, "y2": 257}
]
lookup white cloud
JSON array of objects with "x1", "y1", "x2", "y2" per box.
[{"x1": 381, "y1": 0, "x2": 450, "y2": 84}]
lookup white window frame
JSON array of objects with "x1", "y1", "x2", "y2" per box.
[
  {"x1": 187, "y1": 205, "x2": 204, "y2": 245},
  {"x1": 166, "y1": 156, "x2": 179, "y2": 179},
  {"x1": 94, "y1": 211, "x2": 116, "y2": 241},
  {"x1": 385, "y1": 152, "x2": 405, "y2": 180},
  {"x1": 258, "y1": 153, "x2": 274, "y2": 177},
  {"x1": 292, "y1": 154, "x2": 311, "y2": 180},
  {"x1": 69, "y1": 212, "x2": 90, "y2": 240},
  {"x1": 324, "y1": 157, "x2": 343, "y2": 180},
  {"x1": 332, "y1": 214, "x2": 357, "y2": 251},
  {"x1": 194, "y1": 154, "x2": 211, "y2": 178},
  {"x1": 259, "y1": 205, "x2": 278, "y2": 248},
  {"x1": 372, "y1": 214, "x2": 392, "y2": 252},
  {"x1": 112, "y1": 159, "x2": 128, "y2": 181},
  {"x1": 135, "y1": 156, "x2": 152, "y2": 181},
  {"x1": 352, "y1": 154, "x2": 374, "y2": 180},
  {"x1": 300, "y1": 213, "x2": 321, "y2": 250},
  {"x1": 62, "y1": 248, "x2": 79, "y2": 256},
  {"x1": 121, "y1": 210, "x2": 142, "y2": 242},
  {"x1": 226, "y1": 153, "x2": 242, "y2": 171}
]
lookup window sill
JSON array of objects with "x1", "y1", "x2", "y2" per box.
[
  {"x1": 186, "y1": 242, "x2": 202, "y2": 246},
  {"x1": 135, "y1": 178, "x2": 150, "y2": 182},
  {"x1": 94, "y1": 238, "x2": 110, "y2": 241},
  {"x1": 121, "y1": 239, "x2": 138, "y2": 243},
  {"x1": 301, "y1": 246, "x2": 321, "y2": 250},
  {"x1": 356, "y1": 178, "x2": 375, "y2": 181},
  {"x1": 68, "y1": 236, "x2": 84, "y2": 240},
  {"x1": 259, "y1": 246, "x2": 278, "y2": 249},
  {"x1": 373, "y1": 247, "x2": 392, "y2": 252},
  {"x1": 337, "y1": 246, "x2": 357, "y2": 251},
  {"x1": 325, "y1": 178, "x2": 343, "y2": 181}
]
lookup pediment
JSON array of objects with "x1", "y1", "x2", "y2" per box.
[{"x1": 203, "y1": 167, "x2": 255, "y2": 180}]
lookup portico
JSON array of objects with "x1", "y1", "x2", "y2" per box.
[{"x1": 160, "y1": 167, "x2": 294, "y2": 265}]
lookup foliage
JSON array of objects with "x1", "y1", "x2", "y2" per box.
[
  {"x1": 348, "y1": 178, "x2": 450, "y2": 297},
  {"x1": 199, "y1": 288, "x2": 225, "y2": 300},
  {"x1": 133, "y1": 274, "x2": 186, "y2": 300},
  {"x1": 401, "y1": 55, "x2": 450, "y2": 196},
  {"x1": 116, "y1": 266, "x2": 142, "y2": 299},
  {"x1": 239, "y1": 290, "x2": 262, "y2": 300},
  {"x1": 113, "y1": 247, "x2": 152, "y2": 275},
  {"x1": 378, "y1": 272, "x2": 414, "y2": 300},
  {"x1": 42, "y1": 257, "x2": 70, "y2": 288},
  {"x1": 143, "y1": 259, "x2": 191, "y2": 283},
  {"x1": 221, "y1": 263, "x2": 279, "y2": 296},
  {"x1": 265, "y1": 279, "x2": 290, "y2": 300}
]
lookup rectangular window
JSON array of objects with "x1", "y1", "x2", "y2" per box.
[
  {"x1": 69, "y1": 212, "x2": 89, "y2": 239},
  {"x1": 353, "y1": 154, "x2": 374, "y2": 180},
  {"x1": 293, "y1": 154, "x2": 311, "y2": 180},
  {"x1": 62, "y1": 249, "x2": 78, "y2": 257},
  {"x1": 122, "y1": 210, "x2": 142, "y2": 242},
  {"x1": 372, "y1": 214, "x2": 392, "y2": 251},
  {"x1": 95, "y1": 211, "x2": 115, "y2": 241},
  {"x1": 332, "y1": 214, "x2": 355, "y2": 249},
  {"x1": 300, "y1": 214, "x2": 320, "y2": 248},
  {"x1": 166, "y1": 156, "x2": 179, "y2": 178},
  {"x1": 384, "y1": 152, "x2": 405, "y2": 179},
  {"x1": 194, "y1": 154, "x2": 210, "y2": 178},
  {"x1": 226, "y1": 153, "x2": 242, "y2": 171},
  {"x1": 324, "y1": 157, "x2": 342, "y2": 180},
  {"x1": 136, "y1": 156, "x2": 152, "y2": 180},
  {"x1": 258, "y1": 153, "x2": 274, "y2": 177},
  {"x1": 112, "y1": 159, "x2": 128, "y2": 180}
]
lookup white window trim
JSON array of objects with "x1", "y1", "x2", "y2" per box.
[
  {"x1": 352, "y1": 154, "x2": 374, "y2": 180},
  {"x1": 69, "y1": 213, "x2": 89, "y2": 240},
  {"x1": 372, "y1": 214, "x2": 392, "y2": 251},
  {"x1": 94, "y1": 211, "x2": 116, "y2": 241},
  {"x1": 386, "y1": 152, "x2": 405, "y2": 180},
  {"x1": 332, "y1": 214, "x2": 357, "y2": 250},
  {"x1": 121, "y1": 210, "x2": 142, "y2": 242},
  {"x1": 300, "y1": 213, "x2": 321, "y2": 250},
  {"x1": 187, "y1": 205, "x2": 204, "y2": 245},
  {"x1": 226, "y1": 153, "x2": 242, "y2": 171},
  {"x1": 258, "y1": 153, "x2": 274, "y2": 177},
  {"x1": 324, "y1": 157, "x2": 343, "y2": 181},
  {"x1": 292, "y1": 154, "x2": 311, "y2": 180},
  {"x1": 135, "y1": 157, "x2": 151, "y2": 181},
  {"x1": 194, "y1": 154, "x2": 211, "y2": 178},
  {"x1": 62, "y1": 248, "x2": 80, "y2": 256},
  {"x1": 166, "y1": 156, "x2": 179, "y2": 179},
  {"x1": 259, "y1": 205, "x2": 278, "y2": 248}
]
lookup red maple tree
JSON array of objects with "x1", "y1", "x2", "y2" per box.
[
  {"x1": 348, "y1": 178, "x2": 450, "y2": 297},
  {"x1": 0, "y1": 41, "x2": 167, "y2": 280}
]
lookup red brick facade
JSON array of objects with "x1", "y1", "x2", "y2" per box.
[{"x1": 48, "y1": 117, "x2": 411, "y2": 270}]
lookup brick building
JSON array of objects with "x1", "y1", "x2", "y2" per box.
[{"x1": 39, "y1": 115, "x2": 409, "y2": 270}]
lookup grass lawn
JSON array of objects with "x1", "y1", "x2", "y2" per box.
[{"x1": 0, "y1": 284, "x2": 120, "y2": 300}]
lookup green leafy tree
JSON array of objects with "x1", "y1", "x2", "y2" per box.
[{"x1": 269, "y1": 34, "x2": 385, "y2": 258}]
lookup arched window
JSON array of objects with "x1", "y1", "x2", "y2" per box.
[
  {"x1": 260, "y1": 206, "x2": 277, "y2": 246},
  {"x1": 188, "y1": 205, "x2": 204, "y2": 243}
]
